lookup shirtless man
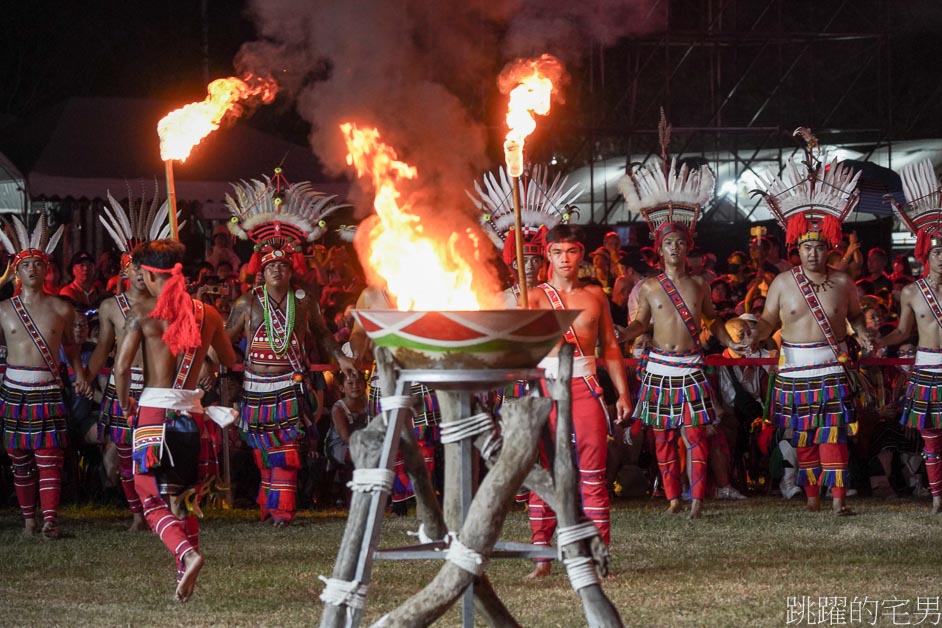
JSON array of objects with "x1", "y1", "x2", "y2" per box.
[
  {"x1": 227, "y1": 250, "x2": 354, "y2": 525},
  {"x1": 624, "y1": 225, "x2": 739, "y2": 519},
  {"x1": 753, "y1": 237, "x2": 869, "y2": 515},
  {"x1": 880, "y1": 245, "x2": 942, "y2": 513},
  {"x1": 525, "y1": 224, "x2": 631, "y2": 577},
  {"x1": 87, "y1": 262, "x2": 154, "y2": 531},
  {"x1": 0, "y1": 251, "x2": 91, "y2": 537},
  {"x1": 881, "y1": 164, "x2": 942, "y2": 513},
  {"x1": 114, "y1": 240, "x2": 235, "y2": 602}
]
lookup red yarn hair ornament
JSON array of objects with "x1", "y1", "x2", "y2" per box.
[{"x1": 140, "y1": 263, "x2": 201, "y2": 356}]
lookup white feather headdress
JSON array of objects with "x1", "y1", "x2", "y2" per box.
[
  {"x1": 467, "y1": 163, "x2": 581, "y2": 261},
  {"x1": 888, "y1": 159, "x2": 942, "y2": 260},
  {"x1": 99, "y1": 181, "x2": 184, "y2": 262},
  {"x1": 752, "y1": 127, "x2": 860, "y2": 247},
  {"x1": 226, "y1": 172, "x2": 348, "y2": 245},
  {"x1": 0, "y1": 211, "x2": 64, "y2": 267},
  {"x1": 616, "y1": 111, "x2": 714, "y2": 240}
]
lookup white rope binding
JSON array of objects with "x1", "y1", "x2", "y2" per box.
[
  {"x1": 319, "y1": 575, "x2": 369, "y2": 626},
  {"x1": 446, "y1": 535, "x2": 487, "y2": 576},
  {"x1": 440, "y1": 412, "x2": 494, "y2": 444},
  {"x1": 347, "y1": 468, "x2": 395, "y2": 494},
  {"x1": 380, "y1": 395, "x2": 415, "y2": 425},
  {"x1": 563, "y1": 555, "x2": 601, "y2": 591},
  {"x1": 556, "y1": 521, "x2": 600, "y2": 554}
]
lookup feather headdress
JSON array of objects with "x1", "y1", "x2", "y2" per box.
[
  {"x1": 467, "y1": 163, "x2": 581, "y2": 266},
  {"x1": 99, "y1": 181, "x2": 184, "y2": 271},
  {"x1": 616, "y1": 110, "x2": 714, "y2": 248},
  {"x1": 753, "y1": 127, "x2": 860, "y2": 247},
  {"x1": 887, "y1": 159, "x2": 942, "y2": 262},
  {"x1": 226, "y1": 168, "x2": 349, "y2": 274},
  {"x1": 0, "y1": 211, "x2": 64, "y2": 270}
]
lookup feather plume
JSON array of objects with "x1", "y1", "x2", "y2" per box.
[
  {"x1": 226, "y1": 175, "x2": 351, "y2": 244},
  {"x1": 617, "y1": 156, "x2": 714, "y2": 237},
  {"x1": 45, "y1": 225, "x2": 64, "y2": 256},
  {"x1": 891, "y1": 159, "x2": 942, "y2": 254},
  {"x1": 467, "y1": 163, "x2": 581, "y2": 248},
  {"x1": 0, "y1": 223, "x2": 16, "y2": 255},
  {"x1": 11, "y1": 216, "x2": 29, "y2": 252}
]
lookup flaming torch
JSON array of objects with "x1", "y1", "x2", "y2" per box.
[
  {"x1": 499, "y1": 54, "x2": 565, "y2": 307},
  {"x1": 157, "y1": 75, "x2": 277, "y2": 239}
]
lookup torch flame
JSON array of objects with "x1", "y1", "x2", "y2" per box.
[
  {"x1": 341, "y1": 123, "x2": 493, "y2": 311},
  {"x1": 158, "y1": 74, "x2": 278, "y2": 162},
  {"x1": 499, "y1": 54, "x2": 565, "y2": 176}
]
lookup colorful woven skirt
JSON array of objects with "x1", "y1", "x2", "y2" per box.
[
  {"x1": 771, "y1": 342, "x2": 855, "y2": 433},
  {"x1": 239, "y1": 370, "x2": 313, "y2": 451},
  {"x1": 632, "y1": 349, "x2": 716, "y2": 429},
  {"x1": 900, "y1": 349, "x2": 942, "y2": 430},
  {"x1": 0, "y1": 366, "x2": 68, "y2": 450},
  {"x1": 368, "y1": 379, "x2": 441, "y2": 432},
  {"x1": 98, "y1": 368, "x2": 144, "y2": 445}
]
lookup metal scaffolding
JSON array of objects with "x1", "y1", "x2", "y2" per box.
[{"x1": 553, "y1": 0, "x2": 901, "y2": 227}]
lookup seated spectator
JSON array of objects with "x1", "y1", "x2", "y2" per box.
[
  {"x1": 890, "y1": 253, "x2": 914, "y2": 283},
  {"x1": 325, "y1": 370, "x2": 369, "y2": 506},
  {"x1": 862, "y1": 247, "x2": 893, "y2": 294},
  {"x1": 207, "y1": 224, "x2": 242, "y2": 271},
  {"x1": 59, "y1": 252, "x2": 106, "y2": 308}
]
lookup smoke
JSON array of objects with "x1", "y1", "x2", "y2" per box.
[
  {"x1": 235, "y1": 0, "x2": 664, "y2": 295},
  {"x1": 236, "y1": 0, "x2": 664, "y2": 202}
]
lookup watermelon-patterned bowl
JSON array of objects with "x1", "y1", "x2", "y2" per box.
[{"x1": 352, "y1": 309, "x2": 579, "y2": 369}]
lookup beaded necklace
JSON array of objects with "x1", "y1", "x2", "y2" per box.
[{"x1": 262, "y1": 286, "x2": 295, "y2": 356}]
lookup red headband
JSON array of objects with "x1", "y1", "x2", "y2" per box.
[
  {"x1": 502, "y1": 225, "x2": 548, "y2": 267},
  {"x1": 654, "y1": 222, "x2": 693, "y2": 250},
  {"x1": 141, "y1": 263, "x2": 201, "y2": 356},
  {"x1": 13, "y1": 248, "x2": 49, "y2": 269}
]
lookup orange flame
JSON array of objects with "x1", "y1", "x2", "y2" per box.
[
  {"x1": 499, "y1": 54, "x2": 566, "y2": 176},
  {"x1": 341, "y1": 122, "x2": 492, "y2": 311},
  {"x1": 158, "y1": 74, "x2": 278, "y2": 162}
]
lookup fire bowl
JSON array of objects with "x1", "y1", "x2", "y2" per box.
[{"x1": 353, "y1": 309, "x2": 580, "y2": 370}]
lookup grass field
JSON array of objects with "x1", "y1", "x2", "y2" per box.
[{"x1": 1, "y1": 495, "x2": 940, "y2": 627}]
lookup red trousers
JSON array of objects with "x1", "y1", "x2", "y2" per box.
[
  {"x1": 653, "y1": 427, "x2": 710, "y2": 501},
  {"x1": 133, "y1": 404, "x2": 204, "y2": 578},
  {"x1": 255, "y1": 443, "x2": 301, "y2": 523},
  {"x1": 8, "y1": 447, "x2": 63, "y2": 524},
  {"x1": 795, "y1": 432, "x2": 849, "y2": 499},
  {"x1": 529, "y1": 379, "x2": 610, "y2": 556},
  {"x1": 920, "y1": 429, "x2": 942, "y2": 497},
  {"x1": 116, "y1": 443, "x2": 143, "y2": 514},
  {"x1": 135, "y1": 472, "x2": 199, "y2": 577}
]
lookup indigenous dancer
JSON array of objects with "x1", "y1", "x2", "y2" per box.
[
  {"x1": 114, "y1": 239, "x2": 235, "y2": 602},
  {"x1": 881, "y1": 159, "x2": 942, "y2": 513},
  {"x1": 468, "y1": 164, "x2": 581, "y2": 303},
  {"x1": 88, "y1": 188, "x2": 181, "y2": 531},
  {"x1": 752, "y1": 127, "x2": 868, "y2": 516},
  {"x1": 0, "y1": 212, "x2": 91, "y2": 538},
  {"x1": 524, "y1": 224, "x2": 632, "y2": 578},
  {"x1": 618, "y1": 117, "x2": 738, "y2": 519},
  {"x1": 225, "y1": 171, "x2": 353, "y2": 525}
]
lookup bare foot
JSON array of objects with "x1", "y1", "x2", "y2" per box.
[
  {"x1": 23, "y1": 518, "x2": 38, "y2": 536},
  {"x1": 128, "y1": 514, "x2": 148, "y2": 532},
  {"x1": 804, "y1": 496, "x2": 821, "y2": 512},
  {"x1": 524, "y1": 562, "x2": 552, "y2": 579},
  {"x1": 666, "y1": 499, "x2": 683, "y2": 514},
  {"x1": 932, "y1": 497, "x2": 942, "y2": 515},
  {"x1": 175, "y1": 550, "x2": 204, "y2": 603},
  {"x1": 272, "y1": 518, "x2": 290, "y2": 528},
  {"x1": 41, "y1": 521, "x2": 60, "y2": 539},
  {"x1": 688, "y1": 499, "x2": 702, "y2": 520}
]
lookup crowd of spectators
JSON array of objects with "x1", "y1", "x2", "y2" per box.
[{"x1": 0, "y1": 224, "x2": 930, "y2": 514}]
